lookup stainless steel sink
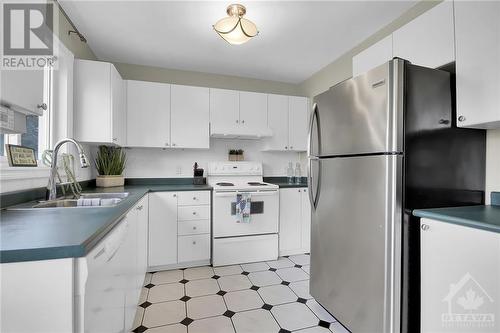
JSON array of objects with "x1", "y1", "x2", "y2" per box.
[{"x1": 7, "y1": 192, "x2": 129, "y2": 210}]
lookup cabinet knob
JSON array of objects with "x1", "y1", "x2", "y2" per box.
[
  {"x1": 438, "y1": 119, "x2": 450, "y2": 125},
  {"x1": 193, "y1": 226, "x2": 197, "y2": 230},
  {"x1": 37, "y1": 103, "x2": 47, "y2": 110},
  {"x1": 136, "y1": 205, "x2": 143, "y2": 210},
  {"x1": 192, "y1": 241, "x2": 196, "y2": 245},
  {"x1": 192, "y1": 211, "x2": 197, "y2": 215},
  {"x1": 241, "y1": 120, "x2": 245, "y2": 124},
  {"x1": 172, "y1": 143, "x2": 176, "y2": 146},
  {"x1": 421, "y1": 224, "x2": 430, "y2": 231},
  {"x1": 290, "y1": 146, "x2": 293, "y2": 149},
  {"x1": 112, "y1": 138, "x2": 117, "y2": 142},
  {"x1": 193, "y1": 197, "x2": 197, "y2": 200},
  {"x1": 165, "y1": 143, "x2": 169, "y2": 146},
  {"x1": 173, "y1": 194, "x2": 177, "y2": 197},
  {"x1": 285, "y1": 146, "x2": 288, "y2": 150},
  {"x1": 458, "y1": 115, "x2": 466, "y2": 122},
  {"x1": 236, "y1": 120, "x2": 239, "y2": 123}
]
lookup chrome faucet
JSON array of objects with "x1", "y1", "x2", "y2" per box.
[{"x1": 46, "y1": 138, "x2": 90, "y2": 200}]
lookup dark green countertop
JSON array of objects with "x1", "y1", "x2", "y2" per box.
[
  {"x1": 0, "y1": 184, "x2": 212, "y2": 263},
  {"x1": 413, "y1": 205, "x2": 500, "y2": 234},
  {"x1": 264, "y1": 177, "x2": 308, "y2": 188}
]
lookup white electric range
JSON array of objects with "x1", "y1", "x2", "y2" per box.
[{"x1": 208, "y1": 162, "x2": 279, "y2": 266}]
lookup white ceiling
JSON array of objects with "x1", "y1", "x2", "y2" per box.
[{"x1": 59, "y1": 1, "x2": 416, "y2": 84}]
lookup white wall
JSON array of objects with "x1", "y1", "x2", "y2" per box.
[
  {"x1": 485, "y1": 129, "x2": 500, "y2": 204},
  {"x1": 122, "y1": 139, "x2": 306, "y2": 178}
]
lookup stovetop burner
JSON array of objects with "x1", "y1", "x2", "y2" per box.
[
  {"x1": 247, "y1": 182, "x2": 268, "y2": 186},
  {"x1": 216, "y1": 182, "x2": 234, "y2": 186}
]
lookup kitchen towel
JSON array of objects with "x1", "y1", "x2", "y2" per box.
[{"x1": 236, "y1": 193, "x2": 251, "y2": 223}]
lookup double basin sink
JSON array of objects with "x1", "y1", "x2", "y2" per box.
[{"x1": 9, "y1": 192, "x2": 129, "y2": 210}]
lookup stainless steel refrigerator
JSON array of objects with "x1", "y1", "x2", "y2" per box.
[{"x1": 307, "y1": 58, "x2": 485, "y2": 333}]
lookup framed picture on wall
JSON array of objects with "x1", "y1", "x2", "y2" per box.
[{"x1": 5, "y1": 144, "x2": 38, "y2": 167}]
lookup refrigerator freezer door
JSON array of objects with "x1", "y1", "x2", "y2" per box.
[
  {"x1": 310, "y1": 60, "x2": 404, "y2": 157},
  {"x1": 310, "y1": 154, "x2": 402, "y2": 333}
]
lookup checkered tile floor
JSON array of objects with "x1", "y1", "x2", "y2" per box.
[{"x1": 132, "y1": 254, "x2": 350, "y2": 333}]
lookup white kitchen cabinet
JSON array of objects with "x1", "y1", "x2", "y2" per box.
[
  {"x1": 393, "y1": 1, "x2": 455, "y2": 69},
  {"x1": 135, "y1": 196, "x2": 149, "y2": 286},
  {"x1": 289, "y1": 96, "x2": 309, "y2": 151},
  {"x1": 210, "y1": 88, "x2": 239, "y2": 135},
  {"x1": 126, "y1": 80, "x2": 171, "y2": 147},
  {"x1": 265, "y1": 95, "x2": 309, "y2": 151},
  {"x1": 1, "y1": 69, "x2": 45, "y2": 115},
  {"x1": 420, "y1": 218, "x2": 500, "y2": 332},
  {"x1": 352, "y1": 35, "x2": 393, "y2": 77},
  {"x1": 170, "y1": 84, "x2": 210, "y2": 148},
  {"x1": 279, "y1": 188, "x2": 312, "y2": 255},
  {"x1": 455, "y1": 1, "x2": 500, "y2": 129},
  {"x1": 74, "y1": 59, "x2": 126, "y2": 145},
  {"x1": 239, "y1": 91, "x2": 268, "y2": 135},
  {"x1": 148, "y1": 192, "x2": 178, "y2": 267}
]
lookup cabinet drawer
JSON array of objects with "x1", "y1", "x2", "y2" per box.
[
  {"x1": 178, "y1": 235, "x2": 210, "y2": 263},
  {"x1": 178, "y1": 205, "x2": 210, "y2": 221},
  {"x1": 177, "y1": 191, "x2": 210, "y2": 206},
  {"x1": 178, "y1": 219, "x2": 210, "y2": 236}
]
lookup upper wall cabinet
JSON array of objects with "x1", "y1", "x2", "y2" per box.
[
  {"x1": 126, "y1": 80, "x2": 171, "y2": 148},
  {"x1": 455, "y1": 1, "x2": 500, "y2": 129},
  {"x1": 210, "y1": 89, "x2": 270, "y2": 138},
  {"x1": 264, "y1": 95, "x2": 309, "y2": 151},
  {"x1": 1, "y1": 69, "x2": 45, "y2": 116},
  {"x1": 393, "y1": 1, "x2": 455, "y2": 69},
  {"x1": 171, "y1": 85, "x2": 210, "y2": 148},
  {"x1": 352, "y1": 35, "x2": 393, "y2": 77},
  {"x1": 74, "y1": 59, "x2": 126, "y2": 145}
]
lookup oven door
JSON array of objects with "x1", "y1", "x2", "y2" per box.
[{"x1": 213, "y1": 190, "x2": 279, "y2": 238}]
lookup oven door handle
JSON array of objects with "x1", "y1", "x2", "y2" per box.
[{"x1": 214, "y1": 191, "x2": 278, "y2": 197}]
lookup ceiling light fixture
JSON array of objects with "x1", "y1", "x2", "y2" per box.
[{"x1": 213, "y1": 4, "x2": 258, "y2": 45}]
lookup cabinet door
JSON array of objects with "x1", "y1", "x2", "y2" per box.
[
  {"x1": 239, "y1": 91, "x2": 268, "y2": 135},
  {"x1": 111, "y1": 65, "x2": 126, "y2": 146},
  {"x1": 171, "y1": 85, "x2": 209, "y2": 148},
  {"x1": 279, "y1": 188, "x2": 302, "y2": 255},
  {"x1": 148, "y1": 192, "x2": 178, "y2": 267},
  {"x1": 352, "y1": 35, "x2": 393, "y2": 77},
  {"x1": 1, "y1": 69, "x2": 44, "y2": 115},
  {"x1": 136, "y1": 196, "x2": 149, "y2": 283},
  {"x1": 266, "y1": 94, "x2": 289, "y2": 150},
  {"x1": 455, "y1": 1, "x2": 500, "y2": 128},
  {"x1": 300, "y1": 188, "x2": 311, "y2": 253},
  {"x1": 209, "y1": 88, "x2": 239, "y2": 135},
  {"x1": 393, "y1": 1, "x2": 454, "y2": 69},
  {"x1": 126, "y1": 80, "x2": 171, "y2": 147},
  {"x1": 74, "y1": 60, "x2": 112, "y2": 143},
  {"x1": 288, "y1": 96, "x2": 309, "y2": 151},
  {"x1": 420, "y1": 218, "x2": 500, "y2": 332}
]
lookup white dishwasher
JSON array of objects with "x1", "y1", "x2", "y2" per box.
[{"x1": 75, "y1": 216, "x2": 131, "y2": 333}]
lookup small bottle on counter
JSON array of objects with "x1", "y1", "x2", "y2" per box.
[
  {"x1": 287, "y1": 162, "x2": 294, "y2": 184},
  {"x1": 295, "y1": 162, "x2": 302, "y2": 184}
]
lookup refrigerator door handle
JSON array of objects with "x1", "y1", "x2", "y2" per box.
[
  {"x1": 308, "y1": 157, "x2": 321, "y2": 210},
  {"x1": 307, "y1": 103, "x2": 321, "y2": 158}
]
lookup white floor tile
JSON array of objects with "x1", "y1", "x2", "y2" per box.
[
  {"x1": 329, "y1": 321, "x2": 350, "y2": 333},
  {"x1": 289, "y1": 280, "x2": 313, "y2": 299},
  {"x1": 187, "y1": 294, "x2": 227, "y2": 319},
  {"x1": 188, "y1": 316, "x2": 235, "y2": 333},
  {"x1": 148, "y1": 283, "x2": 185, "y2": 303},
  {"x1": 142, "y1": 300, "x2": 186, "y2": 327},
  {"x1": 276, "y1": 267, "x2": 309, "y2": 282},
  {"x1": 289, "y1": 254, "x2": 310, "y2": 266},
  {"x1": 257, "y1": 284, "x2": 298, "y2": 305},
  {"x1": 214, "y1": 265, "x2": 243, "y2": 276},
  {"x1": 248, "y1": 271, "x2": 281, "y2": 287},
  {"x1": 241, "y1": 262, "x2": 270, "y2": 272},
  {"x1": 302, "y1": 265, "x2": 310, "y2": 275},
  {"x1": 183, "y1": 266, "x2": 214, "y2": 280},
  {"x1": 185, "y1": 278, "x2": 220, "y2": 297},
  {"x1": 266, "y1": 258, "x2": 294, "y2": 269},
  {"x1": 151, "y1": 270, "x2": 183, "y2": 285},
  {"x1": 271, "y1": 302, "x2": 319, "y2": 331},
  {"x1": 306, "y1": 300, "x2": 337, "y2": 323},
  {"x1": 295, "y1": 326, "x2": 331, "y2": 333},
  {"x1": 232, "y1": 309, "x2": 280, "y2": 333},
  {"x1": 224, "y1": 289, "x2": 264, "y2": 312},
  {"x1": 218, "y1": 274, "x2": 252, "y2": 292},
  {"x1": 146, "y1": 324, "x2": 187, "y2": 333}
]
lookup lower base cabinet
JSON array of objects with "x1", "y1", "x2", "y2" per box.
[
  {"x1": 420, "y1": 218, "x2": 500, "y2": 332},
  {"x1": 279, "y1": 188, "x2": 311, "y2": 256},
  {"x1": 148, "y1": 191, "x2": 211, "y2": 270}
]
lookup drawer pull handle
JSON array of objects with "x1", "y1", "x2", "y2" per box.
[
  {"x1": 192, "y1": 211, "x2": 197, "y2": 215},
  {"x1": 193, "y1": 197, "x2": 197, "y2": 200},
  {"x1": 193, "y1": 226, "x2": 197, "y2": 230},
  {"x1": 192, "y1": 241, "x2": 196, "y2": 245},
  {"x1": 421, "y1": 224, "x2": 430, "y2": 231}
]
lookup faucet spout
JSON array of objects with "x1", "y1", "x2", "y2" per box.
[{"x1": 46, "y1": 138, "x2": 90, "y2": 201}]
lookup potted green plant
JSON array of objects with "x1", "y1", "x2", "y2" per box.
[{"x1": 94, "y1": 145, "x2": 126, "y2": 187}]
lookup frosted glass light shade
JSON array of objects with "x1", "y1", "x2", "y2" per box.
[{"x1": 213, "y1": 4, "x2": 258, "y2": 45}]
